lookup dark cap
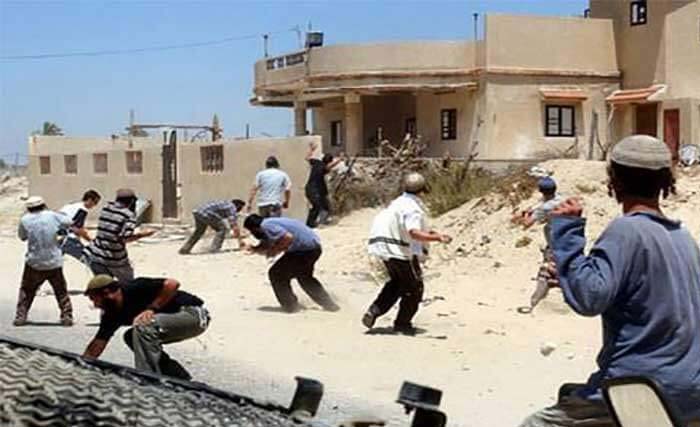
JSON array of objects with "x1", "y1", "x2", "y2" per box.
[{"x1": 116, "y1": 188, "x2": 136, "y2": 198}]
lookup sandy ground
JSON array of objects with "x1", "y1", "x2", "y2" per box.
[{"x1": 1, "y1": 160, "x2": 699, "y2": 426}]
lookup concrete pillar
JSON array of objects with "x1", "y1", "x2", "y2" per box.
[
  {"x1": 294, "y1": 101, "x2": 307, "y2": 136},
  {"x1": 344, "y1": 93, "x2": 363, "y2": 156}
]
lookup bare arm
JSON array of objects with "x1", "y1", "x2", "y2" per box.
[
  {"x1": 83, "y1": 338, "x2": 108, "y2": 359},
  {"x1": 247, "y1": 185, "x2": 258, "y2": 212},
  {"x1": 133, "y1": 279, "x2": 180, "y2": 325},
  {"x1": 268, "y1": 232, "x2": 294, "y2": 256},
  {"x1": 325, "y1": 157, "x2": 343, "y2": 171},
  {"x1": 305, "y1": 142, "x2": 316, "y2": 161},
  {"x1": 124, "y1": 229, "x2": 155, "y2": 243},
  {"x1": 283, "y1": 189, "x2": 291, "y2": 209},
  {"x1": 74, "y1": 227, "x2": 92, "y2": 241},
  {"x1": 409, "y1": 229, "x2": 451, "y2": 244}
]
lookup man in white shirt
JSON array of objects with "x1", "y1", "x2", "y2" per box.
[
  {"x1": 59, "y1": 189, "x2": 101, "y2": 263},
  {"x1": 247, "y1": 156, "x2": 292, "y2": 218},
  {"x1": 362, "y1": 173, "x2": 452, "y2": 335}
]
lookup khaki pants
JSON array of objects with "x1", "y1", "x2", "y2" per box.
[
  {"x1": 15, "y1": 264, "x2": 72, "y2": 323},
  {"x1": 123, "y1": 306, "x2": 210, "y2": 380}
]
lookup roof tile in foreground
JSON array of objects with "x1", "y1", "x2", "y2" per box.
[{"x1": 0, "y1": 336, "x2": 316, "y2": 427}]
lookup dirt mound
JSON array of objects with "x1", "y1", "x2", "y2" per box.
[{"x1": 0, "y1": 175, "x2": 28, "y2": 235}]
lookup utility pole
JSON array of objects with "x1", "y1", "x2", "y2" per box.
[
  {"x1": 263, "y1": 34, "x2": 269, "y2": 58},
  {"x1": 473, "y1": 13, "x2": 479, "y2": 41},
  {"x1": 245, "y1": 123, "x2": 250, "y2": 139}
]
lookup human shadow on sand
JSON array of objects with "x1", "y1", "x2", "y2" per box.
[
  {"x1": 21, "y1": 321, "x2": 67, "y2": 327},
  {"x1": 257, "y1": 306, "x2": 299, "y2": 313},
  {"x1": 365, "y1": 327, "x2": 447, "y2": 340}
]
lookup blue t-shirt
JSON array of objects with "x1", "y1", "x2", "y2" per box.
[
  {"x1": 551, "y1": 212, "x2": 700, "y2": 419},
  {"x1": 261, "y1": 217, "x2": 320, "y2": 253}
]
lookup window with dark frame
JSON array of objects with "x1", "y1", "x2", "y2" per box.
[
  {"x1": 545, "y1": 105, "x2": 576, "y2": 137},
  {"x1": 630, "y1": 1, "x2": 647, "y2": 26},
  {"x1": 405, "y1": 117, "x2": 417, "y2": 137},
  {"x1": 64, "y1": 155, "x2": 77, "y2": 174},
  {"x1": 441, "y1": 109, "x2": 457, "y2": 141},
  {"x1": 39, "y1": 156, "x2": 51, "y2": 175},
  {"x1": 93, "y1": 153, "x2": 108, "y2": 174},
  {"x1": 330, "y1": 120, "x2": 343, "y2": 147},
  {"x1": 200, "y1": 145, "x2": 224, "y2": 172},
  {"x1": 125, "y1": 150, "x2": 143, "y2": 174}
]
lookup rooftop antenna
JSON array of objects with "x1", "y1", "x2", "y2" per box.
[
  {"x1": 263, "y1": 34, "x2": 269, "y2": 57},
  {"x1": 472, "y1": 13, "x2": 479, "y2": 41}
]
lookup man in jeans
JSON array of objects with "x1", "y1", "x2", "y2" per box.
[
  {"x1": 84, "y1": 189, "x2": 155, "y2": 282},
  {"x1": 362, "y1": 173, "x2": 452, "y2": 335},
  {"x1": 15, "y1": 196, "x2": 74, "y2": 326},
  {"x1": 59, "y1": 189, "x2": 101, "y2": 263},
  {"x1": 179, "y1": 199, "x2": 245, "y2": 254},
  {"x1": 82, "y1": 275, "x2": 209, "y2": 380},
  {"x1": 243, "y1": 214, "x2": 339, "y2": 313},
  {"x1": 247, "y1": 156, "x2": 292, "y2": 218}
]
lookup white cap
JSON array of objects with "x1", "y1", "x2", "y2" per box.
[
  {"x1": 610, "y1": 135, "x2": 672, "y2": 170},
  {"x1": 25, "y1": 196, "x2": 45, "y2": 209},
  {"x1": 403, "y1": 172, "x2": 426, "y2": 193}
]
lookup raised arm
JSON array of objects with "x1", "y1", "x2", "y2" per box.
[{"x1": 83, "y1": 337, "x2": 108, "y2": 359}]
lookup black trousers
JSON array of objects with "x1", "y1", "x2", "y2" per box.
[
  {"x1": 305, "y1": 187, "x2": 330, "y2": 228},
  {"x1": 370, "y1": 257, "x2": 424, "y2": 327},
  {"x1": 268, "y1": 247, "x2": 337, "y2": 312}
]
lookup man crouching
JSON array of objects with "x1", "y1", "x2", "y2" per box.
[{"x1": 82, "y1": 275, "x2": 210, "y2": 380}]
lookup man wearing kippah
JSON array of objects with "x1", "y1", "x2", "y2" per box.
[
  {"x1": 82, "y1": 275, "x2": 209, "y2": 380},
  {"x1": 519, "y1": 135, "x2": 700, "y2": 426}
]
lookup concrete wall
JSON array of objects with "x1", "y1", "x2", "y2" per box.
[
  {"x1": 484, "y1": 14, "x2": 618, "y2": 74},
  {"x1": 27, "y1": 136, "x2": 164, "y2": 222},
  {"x1": 481, "y1": 76, "x2": 617, "y2": 159},
  {"x1": 665, "y1": 2, "x2": 700, "y2": 99},
  {"x1": 589, "y1": 0, "x2": 694, "y2": 90},
  {"x1": 28, "y1": 135, "x2": 320, "y2": 224},
  {"x1": 178, "y1": 136, "x2": 318, "y2": 222},
  {"x1": 416, "y1": 89, "x2": 479, "y2": 157},
  {"x1": 313, "y1": 100, "x2": 345, "y2": 155}
]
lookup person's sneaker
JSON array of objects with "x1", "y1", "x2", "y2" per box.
[
  {"x1": 61, "y1": 318, "x2": 74, "y2": 327},
  {"x1": 178, "y1": 248, "x2": 190, "y2": 255},
  {"x1": 12, "y1": 318, "x2": 27, "y2": 327},
  {"x1": 361, "y1": 311, "x2": 377, "y2": 329},
  {"x1": 393, "y1": 324, "x2": 417, "y2": 336}
]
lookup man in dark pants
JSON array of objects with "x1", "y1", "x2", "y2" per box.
[
  {"x1": 179, "y1": 199, "x2": 245, "y2": 254},
  {"x1": 304, "y1": 142, "x2": 342, "y2": 228},
  {"x1": 362, "y1": 173, "x2": 452, "y2": 335},
  {"x1": 243, "y1": 214, "x2": 339, "y2": 313},
  {"x1": 83, "y1": 275, "x2": 209, "y2": 380},
  {"x1": 15, "y1": 196, "x2": 74, "y2": 326}
]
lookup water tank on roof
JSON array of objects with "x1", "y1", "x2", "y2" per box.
[{"x1": 305, "y1": 32, "x2": 323, "y2": 48}]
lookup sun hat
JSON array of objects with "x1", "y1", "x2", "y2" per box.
[{"x1": 25, "y1": 196, "x2": 45, "y2": 209}]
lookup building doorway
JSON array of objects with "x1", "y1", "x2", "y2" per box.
[
  {"x1": 162, "y1": 130, "x2": 178, "y2": 218},
  {"x1": 663, "y1": 109, "x2": 680, "y2": 162},
  {"x1": 635, "y1": 103, "x2": 658, "y2": 137}
]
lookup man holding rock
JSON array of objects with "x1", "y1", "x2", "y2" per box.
[{"x1": 519, "y1": 135, "x2": 700, "y2": 426}]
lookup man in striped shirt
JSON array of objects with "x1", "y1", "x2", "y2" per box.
[
  {"x1": 178, "y1": 199, "x2": 245, "y2": 255},
  {"x1": 84, "y1": 189, "x2": 155, "y2": 282}
]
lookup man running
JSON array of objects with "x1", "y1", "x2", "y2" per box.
[
  {"x1": 243, "y1": 214, "x2": 339, "y2": 313},
  {"x1": 362, "y1": 173, "x2": 452, "y2": 335}
]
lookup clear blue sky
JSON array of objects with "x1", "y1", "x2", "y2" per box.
[{"x1": 0, "y1": 0, "x2": 587, "y2": 160}]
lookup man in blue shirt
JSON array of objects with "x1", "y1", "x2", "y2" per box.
[
  {"x1": 519, "y1": 135, "x2": 700, "y2": 426},
  {"x1": 243, "y1": 214, "x2": 339, "y2": 313}
]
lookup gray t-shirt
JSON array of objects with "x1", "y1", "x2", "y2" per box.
[
  {"x1": 19, "y1": 210, "x2": 73, "y2": 270},
  {"x1": 255, "y1": 168, "x2": 291, "y2": 207},
  {"x1": 532, "y1": 194, "x2": 562, "y2": 246}
]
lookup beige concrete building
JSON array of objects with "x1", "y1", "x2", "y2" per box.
[
  {"x1": 252, "y1": 0, "x2": 699, "y2": 160},
  {"x1": 27, "y1": 134, "x2": 318, "y2": 223}
]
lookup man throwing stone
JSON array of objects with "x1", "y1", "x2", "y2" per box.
[
  {"x1": 83, "y1": 275, "x2": 210, "y2": 380},
  {"x1": 243, "y1": 214, "x2": 339, "y2": 313},
  {"x1": 519, "y1": 135, "x2": 700, "y2": 426},
  {"x1": 362, "y1": 173, "x2": 452, "y2": 335}
]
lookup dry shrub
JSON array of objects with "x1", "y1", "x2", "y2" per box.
[{"x1": 332, "y1": 180, "x2": 394, "y2": 217}]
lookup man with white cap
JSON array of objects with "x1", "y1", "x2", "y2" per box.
[
  {"x1": 14, "y1": 196, "x2": 74, "y2": 326},
  {"x1": 84, "y1": 188, "x2": 155, "y2": 282},
  {"x1": 519, "y1": 135, "x2": 700, "y2": 426},
  {"x1": 362, "y1": 172, "x2": 452, "y2": 335}
]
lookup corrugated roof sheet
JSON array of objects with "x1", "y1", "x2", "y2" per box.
[{"x1": 0, "y1": 336, "x2": 315, "y2": 427}]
